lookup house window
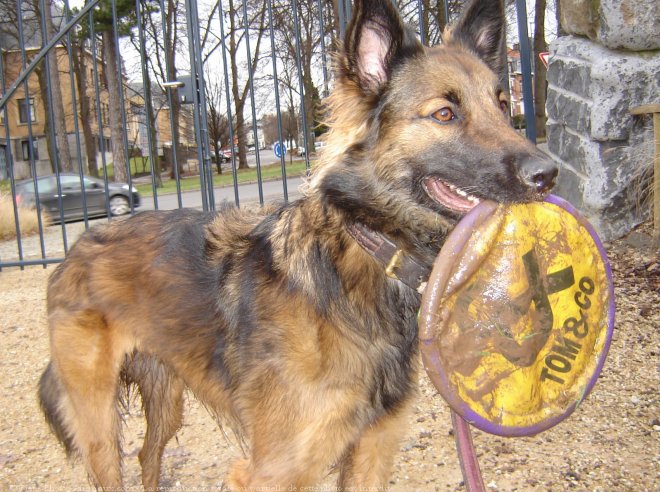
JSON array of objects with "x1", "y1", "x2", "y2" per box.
[
  {"x1": 21, "y1": 139, "x2": 39, "y2": 161},
  {"x1": 18, "y1": 98, "x2": 37, "y2": 124},
  {"x1": 97, "y1": 136, "x2": 112, "y2": 152},
  {"x1": 101, "y1": 103, "x2": 109, "y2": 125}
]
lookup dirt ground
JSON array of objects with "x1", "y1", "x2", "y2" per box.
[{"x1": 0, "y1": 222, "x2": 658, "y2": 492}]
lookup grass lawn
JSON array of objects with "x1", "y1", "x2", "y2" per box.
[
  {"x1": 0, "y1": 159, "x2": 312, "y2": 198},
  {"x1": 135, "y1": 160, "x2": 312, "y2": 197},
  {"x1": 103, "y1": 157, "x2": 155, "y2": 180}
]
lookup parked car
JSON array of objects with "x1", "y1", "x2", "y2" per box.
[
  {"x1": 221, "y1": 149, "x2": 233, "y2": 162},
  {"x1": 15, "y1": 173, "x2": 140, "y2": 222}
]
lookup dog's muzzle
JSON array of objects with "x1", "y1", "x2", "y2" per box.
[{"x1": 519, "y1": 156, "x2": 558, "y2": 195}]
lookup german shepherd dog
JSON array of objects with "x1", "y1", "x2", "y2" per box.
[{"x1": 38, "y1": 0, "x2": 557, "y2": 489}]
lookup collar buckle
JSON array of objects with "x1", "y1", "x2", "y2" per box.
[{"x1": 385, "y1": 249, "x2": 404, "y2": 280}]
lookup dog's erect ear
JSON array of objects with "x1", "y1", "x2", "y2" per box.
[
  {"x1": 345, "y1": 0, "x2": 422, "y2": 93},
  {"x1": 446, "y1": 0, "x2": 506, "y2": 74}
]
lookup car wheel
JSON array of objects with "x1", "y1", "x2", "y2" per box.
[{"x1": 109, "y1": 195, "x2": 130, "y2": 216}]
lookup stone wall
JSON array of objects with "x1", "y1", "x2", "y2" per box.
[{"x1": 545, "y1": 0, "x2": 659, "y2": 240}]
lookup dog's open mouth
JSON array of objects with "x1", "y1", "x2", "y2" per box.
[{"x1": 423, "y1": 177, "x2": 481, "y2": 214}]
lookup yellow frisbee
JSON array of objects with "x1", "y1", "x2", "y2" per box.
[{"x1": 419, "y1": 196, "x2": 615, "y2": 436}]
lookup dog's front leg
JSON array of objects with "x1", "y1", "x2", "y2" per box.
[
  {"x1": 338, "y1": 401, "x2": 414, "y2": 490},
  {"x1": 226, "y1": 385, "x2": 373, "y2": 491}
]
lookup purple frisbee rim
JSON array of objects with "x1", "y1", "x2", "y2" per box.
[{"x1": 419, "y1": 195, "x2": 616, "y2": 437}]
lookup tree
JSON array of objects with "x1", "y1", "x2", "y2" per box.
[
  {"x1": 260, "y1": 113, "x2": 279, "y2": 146},
  {"x1": 223, "y1": 0, "x2": 268, "y2": 170},
  {"x1": 127, "y1": 0, "x2": 163, "y2": 186},
  {"x1": 69, "y1": 37, "x2": 98, "y2": 177},
  {"x1": 205, "y1": 75, "x2": 229, "y2": 174},
  {"x1": 533, "y1": 0, "x2": 548, "y2": 139},
  {"x1": 270, "y1": 0, "x2": 336, "y2": 153},
  {"x1": 400, "y1": 0, "x2": 465, "y2": 45},
  {"x1": 40, "y1": 0, "x2": 73, "y2": 171},
  {"x1": 0, "y1": 0, "x2": 73, "y2": 173},
  {"x1": 261, "y1": 110, "x2": 298, "y2": 149},
  {"x1": 554, "y1": 0, "x2": 565, "y2": 37},
  {"x1": 87, "y1": 0, "x2": 136, "y2": 183},
  {"x1": 136, "y1": 0, "x2": 187, "y2": 180}
]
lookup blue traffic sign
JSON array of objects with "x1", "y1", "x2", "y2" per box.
[{"x1": 273, "y1": 141, "x2": 287, "y2": 158}]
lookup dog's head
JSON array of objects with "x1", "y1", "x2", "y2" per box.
[{"x1": 311, "y1": 0, "x2": 557, "y2": 246}]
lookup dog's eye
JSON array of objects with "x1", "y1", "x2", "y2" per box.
[{"x1": 432, "y1": 107, "x2": 455, "y2": 123}]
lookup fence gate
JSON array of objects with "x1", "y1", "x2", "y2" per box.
[{"x1": 0, "y1": 0, "x2": 537, "y2": 269}]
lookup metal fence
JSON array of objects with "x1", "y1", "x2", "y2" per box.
[{"x1": 0, "y1": 0, "x2": 537, "y2": 269}]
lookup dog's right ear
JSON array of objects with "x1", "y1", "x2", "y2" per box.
[
  {"x1": 345, "y1": 0, "x2": 422, "y2": 94},
  {"x1": 444, "y1": 0, "x2": 506, "y2": 74}
]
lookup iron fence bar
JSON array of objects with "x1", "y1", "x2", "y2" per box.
[
  {"x1": 184, "y1": 1, "x2": 208, "y2": 212},
  {"x1": 515, "y1": 0, "x2": 536, "y2": 143},
  {"x1": 187, "y1": 0, "x2": 208, "y2": 211},
  {"x1": 242, "y1": 0, "x2": 264, "y2": 205},
  {"x1": 89, "y1": 11, "x2": 114, "y2": 219},
  {"x1": 39, "y1": 0, "x2": 69, "y2": 243},
  {"x1": 1, "y1": 257, "x2": 64, "y2": 268},
  {"x1": 417, "y1": 0, "x2": 426, "y2": 45},
  {"x1": 0, "y1": 0, "x2": 102, "y2": 112},
  {"x1": 443, "y1": 0, "x2": 450, "y2": 25},
  {"x1": 17, "y1": 0, "x2": 50, "y2": 262},
  {"x1": 185, "y1": 0, "x2": 215, "y2": 212},
  {"x1": 200, "y1": 0, "x2": 218, "y2": 211},
  {"x1": 337, "y1": 0, "x2": 351, "y2": 39},
  {"x1": 110, "y1": 0, "x2": 137, "y2": 213},
  {"x1": 63, "y1": 0, "x2": 92, "y2": 230},
  {"x1": 158, "y1": 0, "x2": 184, "y2": 209},
  {"x1": 0, "y1": 48, "x2": 25, "y2": 270},
  {"x1": 266, "y1": 0, "x2": 288, "y2": 202},
  {"x1": 217, "y1": 0, "x2": 240, "y2": 206},
  {"x1": 316, "y1": 0, "x2": 329, "y2": 98},
  {"x1": 0, "y1": 0, "x2": 542, "y2": 269},
  {"x1": 135, "y1": 0, "x2": 160, "y2": 211},
  {"x1": 290, "y1": 0, "x2": 311, "y2": 170}
]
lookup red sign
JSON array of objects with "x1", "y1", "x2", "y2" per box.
[{"x1": 539, "y1": 52, "x2": 550, "y2": 69}]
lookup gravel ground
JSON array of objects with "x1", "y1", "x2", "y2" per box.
[{"x1": 0, "y1": 220, "x2": 658, "y2": 492}]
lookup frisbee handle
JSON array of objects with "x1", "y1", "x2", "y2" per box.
[{"x1": 451, "y1": 410, "x2": 485, "y2": 492}]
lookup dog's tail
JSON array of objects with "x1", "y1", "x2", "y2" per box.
[{"x1": 38, "y1": 362, "x2": 75, "y2": 456}]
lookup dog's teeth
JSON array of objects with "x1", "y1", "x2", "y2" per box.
[{"x1": 442, "y1": 181, "x2": 480, "y2": 205}]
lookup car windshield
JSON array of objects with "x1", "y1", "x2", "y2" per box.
[
  {"x1": 17, "y1": 176, "x2": 102, "y2": 194},
  {"x1": 16, "y1": 177, "x2": 56, "y2": 194}
]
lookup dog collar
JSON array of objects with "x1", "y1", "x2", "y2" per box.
[{"x1": 346, "y1": 223, "x2": 431, "y2": 293}]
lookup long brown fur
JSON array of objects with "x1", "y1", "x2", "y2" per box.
[{"x1": 38, "y1": 0, "x2": 558, "y2": 490}]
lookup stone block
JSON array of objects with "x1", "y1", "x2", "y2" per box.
[
  {"x1": 559, "y1": 0, "x2": 597, "y2": 40},
  {"x1": 546, "y1": 90, "x2": 591, "y2": 135},
  {"x1": 544, "y1": 118, "x2": 654, "y2": 241},
  {"x1": 560, "y1": 0, "x2": 660, "y2": 51},
  {"x1": 548, "y1": 37, "x2": 660, "y2": 142},
  {"x1": 589, "y1": 54, "x2": 660, "y2": 141},
  {"x1": 550, "y1": 163, "x2": 586, "y2": 214},
  {"x1": 599, "y1": 0, "x2": 660, "y2": 51},
  {"x1": 545, "y1": 122, "x2": 595, "y2": 174},
  {"x1": 546, "y1": 56, "x2": 592, "y2": 100},
  {"x1": 549, "y1": 152, "x2": 649, "y2": 241}
]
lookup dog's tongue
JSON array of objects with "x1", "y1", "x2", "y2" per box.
[{"x1": 424, "y1": 177, "x2": 479, "y2": 213}]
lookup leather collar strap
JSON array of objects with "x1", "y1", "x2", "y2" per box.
[{"x1": 347, "y1": 223, "x2": 431, "y2": 294}]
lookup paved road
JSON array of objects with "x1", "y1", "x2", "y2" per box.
[{"x1": 139, "y1": 175, "x2": 305, "y2": 212}]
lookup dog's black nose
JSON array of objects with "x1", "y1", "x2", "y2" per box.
[{"x1": 520, "y1": 156, "x2": 558, "y2": 194}]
